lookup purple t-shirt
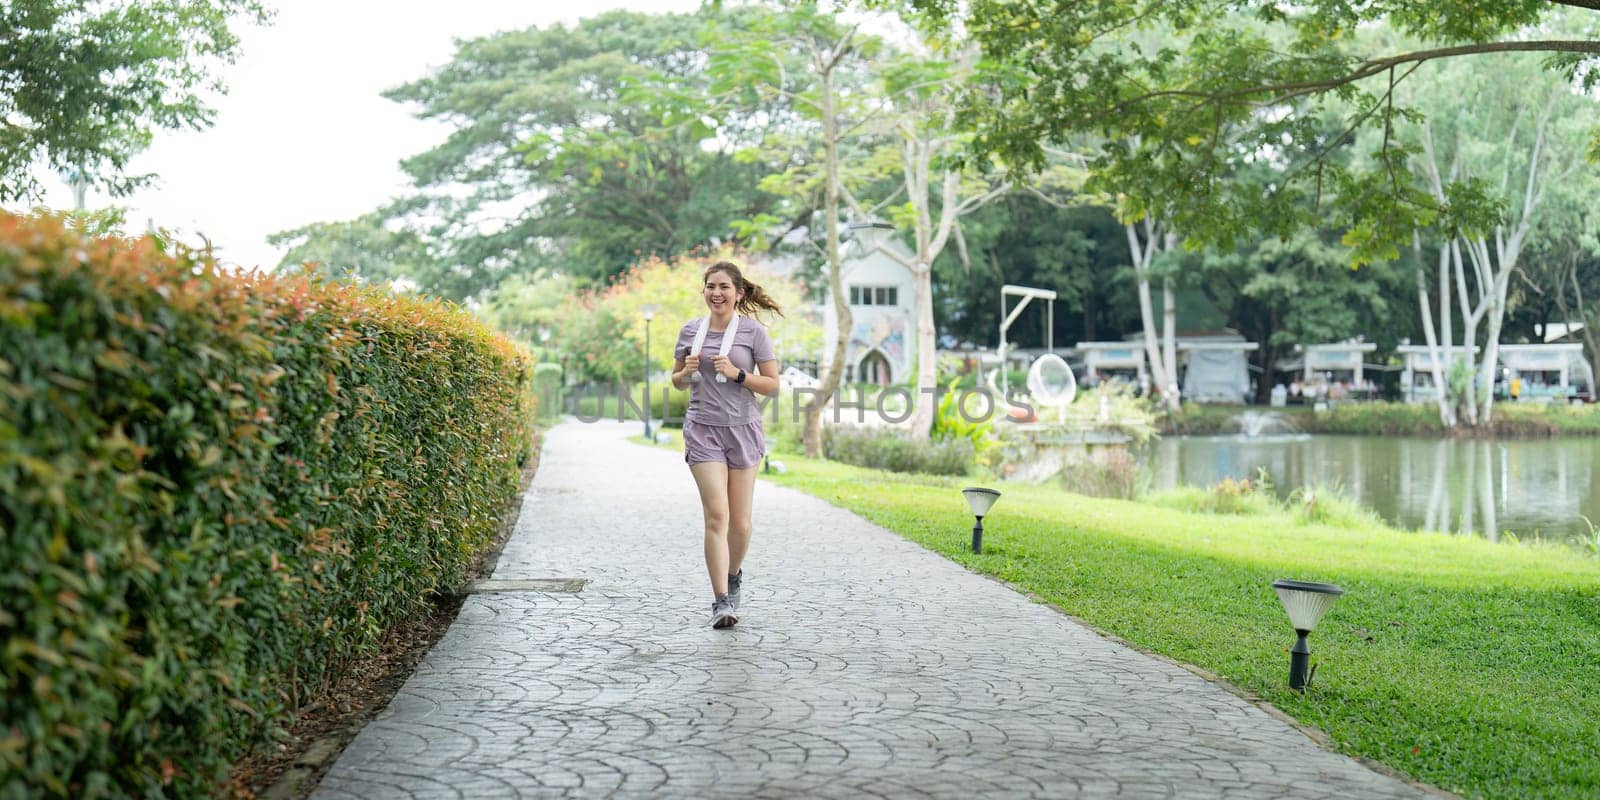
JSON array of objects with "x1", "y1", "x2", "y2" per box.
[{"x1": 675, "y1": 316, "x2": 777, "y2": 425}]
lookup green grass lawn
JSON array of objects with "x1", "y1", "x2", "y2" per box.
[{"x1": 738, "y1": 450, "x2": 1600, "y2": 799}]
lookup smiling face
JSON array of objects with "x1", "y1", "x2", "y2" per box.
[{"x1": 703, "y1": 268, "x2": 743, "y2": 315}]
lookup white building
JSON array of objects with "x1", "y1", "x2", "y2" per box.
[
  {"x1": 820, "y1": 241, "x2": 917, "y2": 386},
  {"x1": 1498, "y1": 343, "x2": 1594, "y2": 401},
  {"x1": 1281, "y1": 341, "x2": 1380, "y2": 400},
  {"x1": 1179, "y1": 338, "x2": 1259, "y2": 404},
  {"x1": 1076, "y1": 341, "x2": 1148, "y2": 389},
  {"x1": 1397, "y1": 344, "x2": 1479, "y2": 405}
]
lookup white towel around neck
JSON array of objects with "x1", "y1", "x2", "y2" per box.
[{"x1": 689, "y1": 314, "x2": 739, "y2": 383}]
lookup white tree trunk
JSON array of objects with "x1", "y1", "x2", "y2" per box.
[
  {"x1": 803, "y1": 42, "x2": 852, "y2": 457},
  {"x1": 1413, "y1": 236, "x2": 1456, "y2": 427},
  {"x1": 909, "y1": 263, "x2": 938, "y2": 437},
  {"x1": 1127, "y1": 220, "x2": 1181, "y2": 412},
  {"x1": 1162, "y1": 276, "x2": 1178, "y2": 401},
  {"x1": 1454, "y1": 240, "x2": 1481, "y2": 427},
  {"x1": 870, "y1": 117, "x2": 1006, "y2": 440},
  {"x1": 1413, "y1": 95, "x2": 1557, "y2": 429}
]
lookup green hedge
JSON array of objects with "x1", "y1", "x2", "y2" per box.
[
  {"x1": 532, "y1": 363, "x2": 562, "y2": 420},
  {"x1": 1159, "y1": 401, "x2": 1600, "y2": 437},
  {"x1": 1313, "y1": 401, "x2": 1600, "y2": 437},
  {"x1": 822, "y1": 426, "x2": 974, "y2": 476},
  {"x1": 630, "y1": 382, "x2": 689, "y2": 427},
  {"x1": 0, "y1": 214, "x2": 534, "y2": 797},
  {"x1": 564, "y1": 382, "x2": 689, "y2": 426}
]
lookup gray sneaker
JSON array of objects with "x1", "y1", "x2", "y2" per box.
[
  {"x1": 727, "y1": 571, "x2": 743, "y2": 612},
  {"x1": 710, "y1": 594, "x2": 738, "y2": 629}
]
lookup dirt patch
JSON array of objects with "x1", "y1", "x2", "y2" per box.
[{"x1": 225, "y1": 429, "x2": 544, "y2": 799}]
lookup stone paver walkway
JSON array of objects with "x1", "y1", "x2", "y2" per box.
[{"x1": 314, "y1": 420, "x2": 1429, "y2": 799}]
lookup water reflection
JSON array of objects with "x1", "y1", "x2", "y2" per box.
[{"x1": 1144, "y1": 435, "x2": 1598, "y2": 544}]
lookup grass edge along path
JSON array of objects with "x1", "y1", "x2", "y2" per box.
[{"x1": 674, "y1": 439, "x2": 1600, "y2": 800}]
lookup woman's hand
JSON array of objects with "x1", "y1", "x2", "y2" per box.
[
  {"x1": 682, "y1": 353, "x2": 701, "y2": 373},
  {"x1": 711, "y1": 355, "x2": 740, "y2": 381}
]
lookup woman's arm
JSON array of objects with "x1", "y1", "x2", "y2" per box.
[
  {"x1": 671, "y1": 351, "x2": 699, "y2": 390},
  {"x1": 741, "y1": 360, "x2": 781, "y2": 398}
]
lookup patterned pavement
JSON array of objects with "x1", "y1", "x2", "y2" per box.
[{"x1": 313, "y1": 420, "x2": 1432, "y2": 799}]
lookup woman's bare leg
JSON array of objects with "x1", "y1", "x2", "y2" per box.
[
  {"x1": 690, "y1": 461, "x2": 732, "y2": 597},
  {"x1": 726, "y1": 465, "x2": 758, "y2": 577}
]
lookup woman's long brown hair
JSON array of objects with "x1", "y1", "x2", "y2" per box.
[{"x1": 704, "y1": 261, "x2": 784, "y2": 319}]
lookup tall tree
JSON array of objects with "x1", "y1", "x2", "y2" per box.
[
  {"x1": 1514, "y1": 192, "x2": 1600, "y2": 398},
  {"x1": 710, "y1": 1, "x2": 880, "y2": 457},
  {"x1": 0, "y1": 0, "x2": 268, "y2": 201},
  {"x1": 1123, "y1": 207, "x2": 1183, "y2": 411},
  {"x1": 1396, "y1": 44, "x2": 1595, "y2": 426},
  {"x1": 268, "y1": 200, "x2": 437, "y2": 290},
  {"x1": 934, "y1": 200, "x2": 1135, "y2": 348},
  {"x1": 901, "y1": 0, "x2": 1600, "y2": 263},
  {"x1": 376, "y1": 8, "x2": 787, "y2": 297},
  {"x1": 846, "y1": 47, "x2": 1010, "y2": 437},
  {"x1": 1190, "y1": 227, "x2": 1408, "y2": 402}
]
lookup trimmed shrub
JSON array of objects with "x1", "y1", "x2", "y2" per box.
[
  {"x1": 1288, "y1": 484, "x2": 1382, "y2": 528},
  {"x1": 0, "y1": 214, "x2": 534, "y2": 797},
  {"x1": 630, "y1": 381, "x2": 690, "y2": 428},
  {"x1": 570, "y1": 384, "x2": 629, "y2": 420},
  {"x1": 1312, "y1": 402, "x2": 1444, "y2": 436},
  {"x1": 1148, "y1": 473, "x2": 1277, "y2": 516},
  {"x1": 765, "y1": 401, "x2": 805, "y2": 455},
  {"x1": 532, "y1": 362, "x2": 562, "y2": 419},
  {"x1": 1056, "y1": 448, "x2": 1142, "y2": 500},
  {"x1": 822, "y1": 426, "x2": 974, "y2": 476},
  {"x1": 1486, "y1": 401, "x2": 1600, "y2": 436}
]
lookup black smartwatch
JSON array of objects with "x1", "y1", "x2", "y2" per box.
[{"x1": 734, "y1": 368, "x2": 747, "y2": 384}]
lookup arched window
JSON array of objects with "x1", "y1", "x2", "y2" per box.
[{"x1": 857, "y1": 350, "x2": 892, "y2": 386}]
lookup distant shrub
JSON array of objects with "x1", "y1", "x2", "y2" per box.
[
  {"x1": 1149, "y1": 474, "x2": 1387, "y2": 528},
  {"x1": 630, "y1": 381, "x2": 690, "y2": 428},
  {"x1": 932, "y1": 377, "x2": 999, "y2": 466},
  {"x1": 823, "y1": 426, "x2": 974, "y2": 476},
  {"x1": 1490, "y1": 402, "x2": 1600, "y2": 436},
  {"x1": 1288, "y1": 484, "x2": 1382, "y2": 528},
  {"x1": 532, "y1": 363, "x2": 562, "y2": 419},
  {"x1": 1310, "y1": 401, "x2": 1600, "y2": 437},
  {"x1": 766, "y1": 403, "x2": 805, "y2": 455},
  {"x1": 1314, "y1": 402, "x2": 1444, "y2": 436},
  {"x1": 1057, "y1": 448, "x2": 1142, "y2": 500},
  {"x1": 1196, "y1": 474, "x2": 1278, "y2": 515},
  {"x1": 1150, "y1": 470, "x2": 1277, "y2": 516}
]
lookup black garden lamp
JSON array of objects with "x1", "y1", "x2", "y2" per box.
[
  {"x1": 1271, "y1": 579, "x2": 1345, "y2": 691},
  {"x1": 962, "y1": 487, "x2": 1001, "y2": 554}
]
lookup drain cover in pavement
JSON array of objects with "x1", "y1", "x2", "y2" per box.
[{"x1": 468, "y1": 578, "x2": 587, "y2": 593}]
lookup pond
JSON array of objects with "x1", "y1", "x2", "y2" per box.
[{"x1": 1144, "y1": 433, "x2": 1600, "y2": 544}]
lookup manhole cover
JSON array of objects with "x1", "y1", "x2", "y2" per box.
[{"x1": 468, "y1": 578, "x2": 587, "y2": 593}]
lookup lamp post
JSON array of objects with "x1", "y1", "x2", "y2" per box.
[
  {"x1": 558, "y1": 352, "x2": 569, "y2": 412},
  {"x1": 961, "y1": 487, "x2": 1001, "y2": 553},
  {"x1": 642, "y1": 304, "x2": 659, "y2": 440},
  {"x1": 1271, "y1": 579, "x2": 1345, "y2": 690}
]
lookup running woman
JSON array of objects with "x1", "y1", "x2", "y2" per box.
[{"x1": 670, "y1": 261, "x2": 782, "y2": 629}]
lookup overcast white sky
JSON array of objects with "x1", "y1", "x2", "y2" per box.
[{"x1": 27, "y1": 0, "x2": 701, "y2": 271}]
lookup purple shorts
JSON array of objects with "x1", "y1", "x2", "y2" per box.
[{"x1": 683, "y1": 419, "x2": 766, "y2": 470}]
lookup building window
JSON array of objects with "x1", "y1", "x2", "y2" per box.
[{"x1": 849, "y1": 285, "x2": 898, "y2": 307}]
